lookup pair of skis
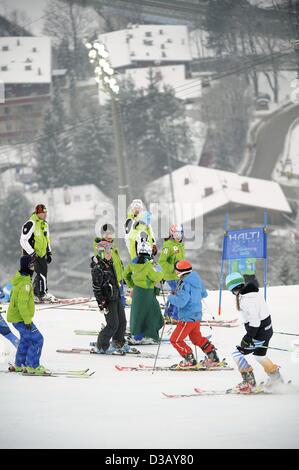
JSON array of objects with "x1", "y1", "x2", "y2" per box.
[
  {"x1": 72, "y1": 318, "x2": 238, "y2": 338},
  {"x1": 162, "y1": 380, "x2": 294, "y2": 398},
  {"x1": 115, "y1": 361, "x2": 233, "y2": 372},
  {"x1": 56, "y1": 347, "x2": 171, "y2": 359},
  {"x1": 0, "y1": 366, "x2": 95, "y2": 378}
]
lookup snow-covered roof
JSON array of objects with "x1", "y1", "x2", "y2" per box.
[
  {"x1": 0, "y1": 37, "x2": 51, "y2": 84},
  {"x1": 25, "y1": 184, "x2": 112, "y2": 225},
  {"x1": 99, "y1": 25, "x2": 192, "y2": 69},
  {"x1": 145, "y1": 165, "x2": 292, "y2": 223}
]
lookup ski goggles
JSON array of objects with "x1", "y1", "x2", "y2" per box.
[{"x1": 96, "y1": 241, "x2": 113, "y2": 255}]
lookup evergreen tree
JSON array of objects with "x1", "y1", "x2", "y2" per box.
[
  {"x1": 0, "y1": 190, "x2": 30, "y2": 263},
  {"x1": 119, "y1": 76, "x2": 195, "y2": 195},
  {"x1": 34, "y1": 84, "x2": 75, "y2": 189},
  {"x1": 72, "y1": 104, "x2": 116, "y2": 197}
]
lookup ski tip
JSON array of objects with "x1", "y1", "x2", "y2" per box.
[{"x1": 162, "y1": 392, "x2": 176, "y2": 398}]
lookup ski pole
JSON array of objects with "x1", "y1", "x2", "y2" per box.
[
  {"x1": 243, "y1": 344, "x2": 299, "y2": 353},
  {"x1": 274, "y1": 331, "x2": 299, "y2": 337},
  {"x1": 202, "y1": 300, "x2": 214, "y2": 332},
  {"x1": 152, "y1": 284, "x2": 168, "y2": 375}
]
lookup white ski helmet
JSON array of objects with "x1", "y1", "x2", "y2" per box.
[
  {"x1": 130, "y1": 199, "x2": 144, "y2": 211},
  {"x1": 170, "y1": 224, "x2": 184, "y2": 241},
  {"x1": 137, "y1": 240, "x2": 152, "y2": 257}
]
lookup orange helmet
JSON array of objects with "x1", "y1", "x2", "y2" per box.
[{"x1": 175, "y1": 260, "x2": 192, "y2": 274}]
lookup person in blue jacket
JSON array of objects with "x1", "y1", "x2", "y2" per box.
[{"x1": 168, "y1": 260, "x2": 220, "y2": 369}]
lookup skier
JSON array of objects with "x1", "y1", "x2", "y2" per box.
[
  {"x1": 168, "y1": 260, "x2": 220, "y2": 369},
  {"x1": 91, "y1": 240, "x2": 129, "y2": 354},
  {"x1": 158, "y1": 224, "x2": 185, "y2": 323},
  {"x1": 225, "y1": 272, "x2": 283, "y2": 393},
  {"x1": 124, "y1": 236, "x2": 164, "y2": 345},
  {"x1": 127, "y1": 208, "x2": 157, "y2": 260},
  {"x1": 94, "y1": 223, "x2": 126, "y2": 306},
  {"x1": 124, "y1": 199, "x2": 144, "y2": 250},
  {"x1": 6, "y1": 255, "x2": 47, "y2": 374},
  {"x1": 0, "y1": 308, "x2": 19, "y2": 347},
  {"x1": 20, "y1": 204, "x2": 54, "y2": 302}
]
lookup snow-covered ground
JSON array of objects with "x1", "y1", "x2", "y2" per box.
[{"x1": 0, "y1": 285, "x2": 299, "y2": 449}]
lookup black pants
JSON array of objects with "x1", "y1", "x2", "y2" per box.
[
  {"x1": 243, "y1": 316, "x2": 273, "y2": 357},
  {"x1": 33, "y1": 256, "x2": 48, "y2": 298},
  {"x1": 97, "y1": 296, "x2": 127, "y2": 351}
]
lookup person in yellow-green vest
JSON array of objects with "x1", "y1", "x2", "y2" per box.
[
  {"x1": 20, "y1": 204, "x2": 54, "y2": 302},
  {"x1": 124, "y1": 235, "x2": 164, "y2": 345},
  {"x1": 124, "y1": 199, "x2": 144, "y2": 252},
  {"x1": 94, "y1": 223, "x2": 126, "y2": 306},
  {"x1": 127, "y1": 209, "x2": 157, "y2": 260},
  {"x1": 158, "y1": 224, "x2": 185, "y2": 322},
  {"x1": 228, "y1": 258, "x2": 259, "y2": 287}
]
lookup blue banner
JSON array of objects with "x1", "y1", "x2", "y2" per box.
[{"x1": 223, "y1": 227, "x2": 266, "y2": 260}]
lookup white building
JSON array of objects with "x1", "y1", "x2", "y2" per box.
[
  {"x1": 24, "y1": 184, "x2": 113, "y2": 230},
  {"x1": 0, "y1": 37, "x2": 51, "y2": 85},
  {"x1": 99, "y1": 25, "x2": 192, "y2": 69},
  {"x1": 0, "y1": 37, "x2": 52, "y2": 145},
  {"x1": 145, "y1": 164, "x2": 292, "y2": 226}
]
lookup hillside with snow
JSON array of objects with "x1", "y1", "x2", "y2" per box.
[{"x1": 0, "y1": 285, "x2": 298, "y2": 449}]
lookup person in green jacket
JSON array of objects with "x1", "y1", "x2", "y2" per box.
[
  {"x1": 158, "y1": 224, "x2": 185, "y2": 322},
  {"x1": 20, "y1": 204, "x2": 54, "y2": 302},
  {"x1": 7, "y1": 255, "x2": 47, "y2": 374},
  {"x1": 124, "y1": 236, "x2": 164, "y2": 345},
  {"x1": 94, "y1": 223, "x2": 126, "y2": 306}
]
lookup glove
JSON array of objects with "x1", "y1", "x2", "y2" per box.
[
  {"x1": 30, "y1": 252, "x2": 37, "y2": 263},
  {"x1": 25, "y1": 323, "x2": 32, "y2": 330},
  {"x1": 98, "y1": 300, "x2": 107, "y2": 311},
  {"x1": 46, "y1": 252, "x2": 52, "y2": 264},
  {"x1": 152, "y1": 245, "x2": 157, "y2": 256},
  {"x1": 236, "y1": 336, "x2": 254, "y2": 354}
]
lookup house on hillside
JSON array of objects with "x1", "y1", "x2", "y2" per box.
[
  {"x1": 145, "y1": 165, "x2": 292, "y2": 231},
  {"x1": 0, "y1": 37, "x2": 51, "y2": 145},
  {"x1": 24, "y1": 184, "x2": 113, "y2": 234}
]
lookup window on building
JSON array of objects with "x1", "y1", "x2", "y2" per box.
[
  {"x1": 74, "y1": 195, "x2": 80, "y2": 202},
  {"x1": 161, "y1": 44, "x2": 165, "y2": 49},
  {"x1": 130, "y1": 51, "x2": 135, "y2": 57},
  {"x1": 166, "y1": 39, "x2": 173, "y2": 44},
  {"x1": 2, "y1": 46, "x2": 9, "y2": 51},
  {"x1": 143, "y1": 40, "x2": 153, "y2": 46},
  {"x1": 159, "y1": 29, "x2": 164, "y2": 35},
  {"x1": 1, "y1": 65, "x2": 8, "y2": 71},
  {"x1": 17, "y1": 39, "x2": 20, "y2": 46},
  {"x1": 32, "y1": 47, "x2": 37, "y2": 52},
  {"x1": 25, "y1": 65, "x2": 32, "y2": 71},
  {"x1": 162, "y1": 51, "x2": 167, "y2": 58},
  {"x1": 85, "y1": 194, "x2": 92, "y2": 201},
  {"x1": 145, "y1": 32, "x2": 152, "y2": 37}
]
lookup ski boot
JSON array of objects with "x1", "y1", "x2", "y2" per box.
[
  {"x1": 92, "y1": 345, "x2": 125, "y2": 355},
  {"x1": 265, "y1": 367, "x2": 283, "y2": 389},
  {"x1": 233, "y1": 369, "x2": 257, "y2": 394},
  {"x1": 25, "y1": 365, "x2": 51, "y2": 375},
  {"x1": 200, "y1": 347, "x2": 222, "y2": 368},
  {"x1": 8, "y1": 364, "x2": 24, "y2": 373},
  {"x1": 171, "y1": 353, "x2": 197, "y2": 370}
]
